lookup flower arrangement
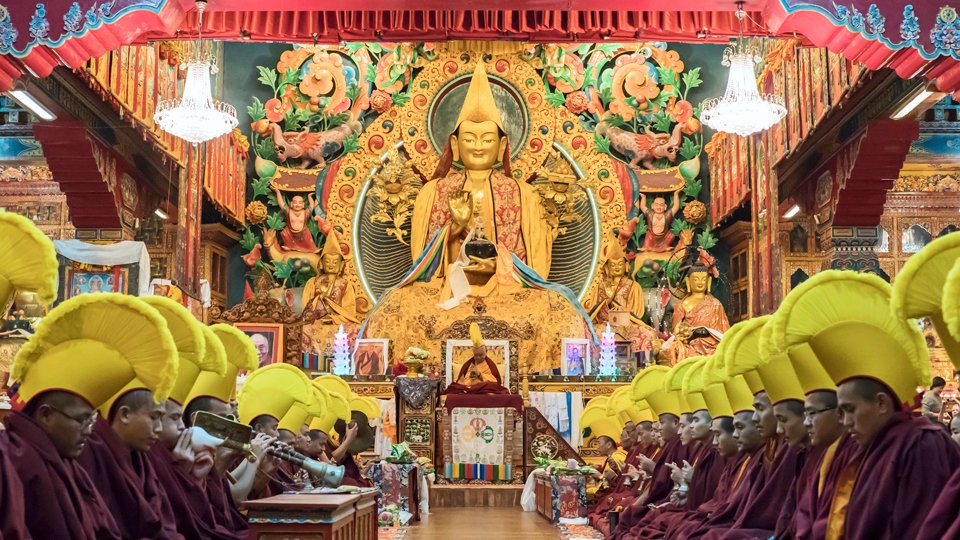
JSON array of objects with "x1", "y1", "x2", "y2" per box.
[
  {"x1": 534, "y1": 457, "x2": 599, "y2": 476},
  {"x1": 402, "y1": 346, "x2": 429, "y2": 376},
  {"x1": 378, "y1": 504, "x2": 401, "y2": 527}
]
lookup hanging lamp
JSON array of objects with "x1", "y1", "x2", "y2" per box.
[
  {"x1": 154, "y1": 0, "x2": 237, "y2": 144},
  {"x1": 700, "y1": 2, "x2": 786, "y2": 137}
]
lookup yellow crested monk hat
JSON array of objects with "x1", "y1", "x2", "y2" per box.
[
  {"x1": 721, "y1": 317, "x2": 767, "y2": 396},
  {"x1": 0, "y1": 212, "x2": 59, "y2": 312},
  {"x1": 238, "y1": 363, "x2": 313, "y2": 425},
  {"x1": 663, "y1": 356, "x2": 704, "y2": 413},
  {"x1": 607, "y1": 386, "x2": 652, "y2": 424},
  {"x1": 470, "y1": 322, "x2": 484, "y2": 348},
  {"x1": 185, "y1": 324, "x2": 257, "y2": 407},
  {"x1": 701, "y1": 355, "x2": 735, "y2": 418},
  {"x1": 455, "y1": 61, "x2": 504, "y2": 133},
  {"x1": 13, "y1": 294, "x2": 177, "y2": 410},
  {"x1": 759, "y1": 311, "x2": 835, "y2": 397},
  {"x1": 713, "y1": 320, "x2": 762, "y2": 413},
  {"x1": 631, "y1": 365, "x2": 682, "y2": 418},
  {"x1": 581, "y1": 397, "x2": 624, "y2": 443},
  {"x1": 767, "y1": 270, "x2": 928, "y2": 407},
  {"x1": 140, "y1": 296, "x2": 226, "y2": 407},
  {"x1": 310, "y1": 375, "x2": 352, "y2": 433},
  {"x1": 277, "y1": 383, "x2": 325, "y2": 434},
  {"x1": 680, "y1": 356, "x2": 712, "y2": 414},
  {"x1": 351, "y1": 395, "x2": 382, "y2": 420},
  {"x1": 892, "y1": 231, "x2": 960, "y2": 367}
]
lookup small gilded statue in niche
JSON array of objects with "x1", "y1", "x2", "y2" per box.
[
  {"x1": 583, "y1": 239, "x2": 656, "y2": 353},
  {"x1": 661, "y1": 258, "x2": 729, "y2": 365},
  {"x1": 301, "y1": 229, "x2": 360, "y2": 325},
  {"x1": 639, "y1": 190, "x2": 681, "y2": 252}
]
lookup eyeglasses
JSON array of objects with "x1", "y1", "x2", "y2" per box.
[
  {"x1": 46, "y1": 405, "x2": 99, "y2": 430},
  {"x1": 804, "y1": 406, "x2": 837, "y2": 419}
]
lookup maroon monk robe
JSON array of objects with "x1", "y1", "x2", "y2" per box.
[
  {"x1": 620, "y1": 441, "x2": 725, "y2": 540},
  {"x1": 917, "y1": 467, "x2": 960, "y2": 539},
  {"x1": 663, "y1": 442, "x2": 771, "y2": 540},
  {"x1": 611, "y1": 436, "x2": 688, "y2": 539},
  {"x1": 772, "y1": 444, "x2": 823, "y2": 539},
  {"x1": 206, "y1": 472, "x2": 249, "y2": 534},
  {"x1": 443, "y1": 356, "x2": 508, "y2": 395},
  {"x1": 0, "y1": 431, "x2": 28, "y2": 539},
  {"x1": 77, "y1": 418, "x2": 181, "y2": 539},
  {"x1": 588, "y1": 444, "x2": 643, "y2": 524},
  {"x1": 147, "y1": 444, "x2": 247, "y2": 540},
  {"x1": 627, "y1": 452, "x2": 747, "y2": 540},
  {"x1": 325, "y1": 440, "x2": 373, "y2": 487},
  {"x1": 805, "y1": 434, "x2": 857, "y2": 540},
  {"x1": 2, "y1": 412, "x2": 121, "y2": 540},
  {"x1": 830, "y1": 412, "x2": 960, "y2": 539},
  {"x1": 698, "y1": 440, "x2": 806, "y2": 540}
]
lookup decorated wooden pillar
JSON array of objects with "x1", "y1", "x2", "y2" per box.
[{"x1": 825, "y1": 225, "x2": 887, "y2": 279}]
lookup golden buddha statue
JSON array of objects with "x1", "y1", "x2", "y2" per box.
[
  {"x1": 301, "y1": 229, "x2": 360, "y2": 326},
  {"x1": 584, "y1": 239, "x2": 656, "y2": 353},
  {"x1": 410, "y1": 62, "x2": 553, "y2": 279},
  {"x1": 661, "y1": 264, "x2": 729, "y2": 365}
]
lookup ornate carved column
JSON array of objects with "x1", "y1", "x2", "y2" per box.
[{"x1": 825, "y1": 226, "x2": 888, "y2": 280}]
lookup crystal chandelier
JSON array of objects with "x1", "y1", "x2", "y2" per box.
[
  {"x1": 154, "y1": 0, "x2": 237, "y2": 144},
  {"x1": 700, "y1": 3, "x2": 786, "y2": 137}
]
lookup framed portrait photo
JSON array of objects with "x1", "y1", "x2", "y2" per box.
[
  {"x1": 353, "y1": 339, "x2": 389, "y2": 376},
  {"x1": 445, "y1": 339, "x2": 510, "y2": 389},
  {"x1": 561, "y1": 338, "x2": 591, "y2": 376},
  {"x1": 64, "y1": 268, "x2": 128, "y2": 299},
  {"x1": 234, "y1": 323, "x2": 284, "y2": 368}
]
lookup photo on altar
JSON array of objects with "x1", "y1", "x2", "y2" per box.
[
  {"x1": 353, "y1": 338, "x2": 389, "y2": 376},
  {"x1": 561, "y1": 338, "x2": 591, "y2": 376},
  {"x1": 445, "y1": 339, "x2": 510, "y2": 388},
  {"x1": 64, "y1": 268, "x2": 128, "y2": 299},
  {"x1": 235, "y1": 323, "x2": 284, "y2": 368}
]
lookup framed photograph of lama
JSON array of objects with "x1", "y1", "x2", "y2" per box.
[
  {"x1": 235, "y1": 323, "x2": 284, "y2": 368},
  {"x1": 353, "y1": 339, "x2": 389, "y2": 376},
  {"x1": 64, "y1": 268, "x2": 128, "y2": 299},
  {"x1": 561, "y1": 338, "x2": 591, "y2": 376},
  {"x1": 445, "y1": 339, "x2": 510, "y2": 389}
]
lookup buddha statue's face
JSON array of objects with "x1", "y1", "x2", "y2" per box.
[
  {"x1": 686, "y1": 271, "x2": 710, "y2": 294},
  {"x1": 291, "y1": 196, "x2": 305, "y2": 211},
  {"x1": 321, "y1": 254, "x2": 343, "y2": 276},
  {"x1": 452, "y1": 120, "x2": 504, "y2": 171},
  {"x1": 606, "y1": 257, "x2": 626, "y2": 279}
]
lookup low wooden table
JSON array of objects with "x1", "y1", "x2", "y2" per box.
[
  {"x1": 533, "y1": 472, "x2": 588, "y2": 523},
  {"x1": 244, "y1": 491, "x2": 378, "y2": 539}
]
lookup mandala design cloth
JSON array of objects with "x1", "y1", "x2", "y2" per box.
[{"x1": 451, "y1": 407, "x2": 507, "y2": 465}]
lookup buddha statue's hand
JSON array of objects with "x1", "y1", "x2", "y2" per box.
[
  {"x1": 674, "y1": 321, "x2": 693, "y2": 344},
  {"x1": 449, "y1": 190, "x2": 474, "y2": 234},
  {"x1": 464, "y1": 256, "x2": 496, "y2": 274}
]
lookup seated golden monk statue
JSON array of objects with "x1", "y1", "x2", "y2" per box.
[
  {"x1": 410, "y1": 61, "x2": 554, "y2": 279},
  {"x1": 660, "y1": 262, "x2": 729, "y2": 365},
  {"x1": 584, "y1": 239, "x2": 656, "y2": 353},
  {"x1": 301, "y1": 229, "x2": 361, "y2": 354},
  {"x1": 444, "y1": 322, "x2": 509, "y2": 395},
  {"x1": 361, "y1": 61, "x2": 594, "y2": 374}
]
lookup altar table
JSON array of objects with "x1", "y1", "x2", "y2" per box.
[
  {"x1": 367, "y1": 461, "x2": 422, "y2": 522},
  {"x1": 534, "y1": 472, "x2": 588, "y2": 522},
  {"x1": 243, "y1": 491, "x2": 378, "y2": 539}
]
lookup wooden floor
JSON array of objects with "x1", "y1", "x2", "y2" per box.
[{"x1": 406, "y1": 507, "x2": 558, "y2": 539}]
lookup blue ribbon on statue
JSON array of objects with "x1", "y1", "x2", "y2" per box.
[
  {"x1": 360, "y1": 227, "x2": 598, "y2": 345},
  {"x1": 509, "y1": 253, "x2": 599, "y2": 345}
]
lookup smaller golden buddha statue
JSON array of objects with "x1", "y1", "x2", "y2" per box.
[
  {"x1": 301, "y1": 229, "x2": 360, "y2": 325},
  {"x1": 661, "y1": 263, "x2": 729, "y2": 365},
  {"x1": 584, "y1": 239, "x2": 656, "y2": 353}
]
